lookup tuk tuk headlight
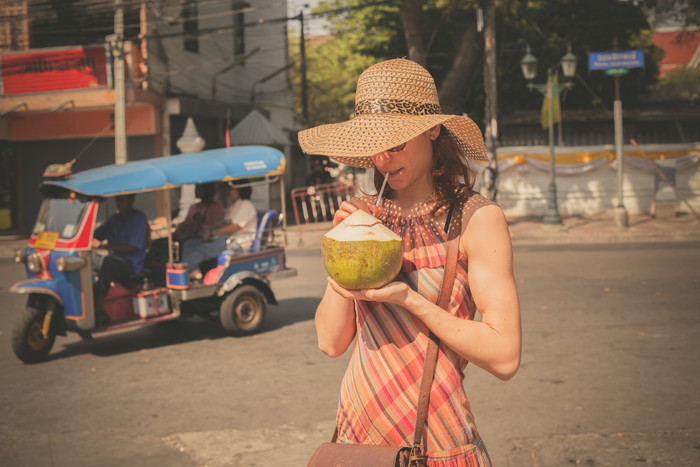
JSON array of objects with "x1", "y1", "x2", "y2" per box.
[
  {"x1": 56, "y1": 257, "x2": 65, "y2": 272},
  {"x1": 14, "y1": 249, "x2": 23, "y2": 264},
  {"x1": 27, "y1": 253, "x2": 41, "y2": 272}
]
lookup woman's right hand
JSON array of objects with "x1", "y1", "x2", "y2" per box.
[{"x1": 333, "y1": 197, "x2": 382, "y2": 226}]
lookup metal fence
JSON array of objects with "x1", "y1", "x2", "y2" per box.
[{"x1": 290, "y1": 182, "x2": 357, "y2": 230}]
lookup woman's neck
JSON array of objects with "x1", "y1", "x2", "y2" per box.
[{"x1": 391, "y1": 181, "x2": 434, "y2": 210}]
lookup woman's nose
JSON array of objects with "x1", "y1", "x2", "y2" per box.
[{"x1": 372, "y1": 151, "x2": 392, "y2": 167}]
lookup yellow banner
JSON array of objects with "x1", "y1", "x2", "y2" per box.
[
  {"x1": 497, "y1": 148, "x2": 698, "y2": 165},
  {"x1": 540, "y1": 73, "x2": 561, "y2": 129}
]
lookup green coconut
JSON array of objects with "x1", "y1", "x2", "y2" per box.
[{"x1": 321, "y1": 210, "x2": 403, "y2": 289}]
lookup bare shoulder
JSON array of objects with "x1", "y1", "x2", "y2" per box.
[
  {"x1": 460, "y1": 194, "x2": 511, "y2": 252},
  {"x1": 461, "y1": 194, "x2": 506, "y2": 229}
]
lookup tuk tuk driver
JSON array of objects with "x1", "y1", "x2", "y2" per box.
[{"x1": 92, "y1": 194, "x2": 149, "y2": 308}]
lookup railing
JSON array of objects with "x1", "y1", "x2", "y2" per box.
[{"x1": 291, "y1": 182, "x2": 357, "y2": 230}]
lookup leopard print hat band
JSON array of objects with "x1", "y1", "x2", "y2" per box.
[
  {"x1": 298, "y1": 58, "x2": 488, "y2": 168},
  {"x1": 354, "y1": 98, "x2": 442, "y2": 116}
]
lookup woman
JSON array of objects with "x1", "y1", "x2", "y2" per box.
[
  {"x1": 176, "y1": 183, "x2": 225, "y2": 242},
  {"x1": 182, "y1": 183, "x2": 257, "y2": 281},
  {"x1": 299, "y1": 58, "x2": 521, "y2": 465}
]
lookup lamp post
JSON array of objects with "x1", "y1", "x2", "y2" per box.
[{"x1": 521, "y1": 44, "x2": 577, "y2": 225}]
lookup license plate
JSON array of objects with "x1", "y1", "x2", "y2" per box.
[{"x1": 35, "y1": 231, "x2": 59, "y2": 250}]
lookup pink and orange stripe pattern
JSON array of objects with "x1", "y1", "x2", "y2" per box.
[{"x1": 335, "y1": 197, "x2": 492, "y2": 466}]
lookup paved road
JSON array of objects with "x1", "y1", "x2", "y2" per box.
[{"x1": 1, "y1": 242, "x2": 699, "y2": 466}]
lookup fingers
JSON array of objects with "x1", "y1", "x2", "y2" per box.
[
  {"x1": 333, "y1": 199, "x2": 363, "y2": 226},
  {"x1": 332, "y1": 209, "x2": 352, "y2": 226},
  {"x1": 369, "y1": 204, "x2": 384, "y2": 216},
  {"x1": 332, "y1": 197, "x2": 382, "y2": 226},
  {"x1": 327, "y1": 277, "x2": 358, "y2": 299},
  {"x1": 327, "y1": 278, "x2": 409, "y2": 305}
]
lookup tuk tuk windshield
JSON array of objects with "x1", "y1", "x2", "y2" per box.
[{"x1": 33, "y1": 195, "x2": 89, "y2": 239}]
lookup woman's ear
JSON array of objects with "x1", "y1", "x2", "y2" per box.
[{"x1": 428, "y1": 125, "x2": 441, "y2": 141}]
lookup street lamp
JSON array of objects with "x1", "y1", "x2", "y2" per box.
[{"x1": 521, "y1": 44, "x2": 577, "y2": 225}]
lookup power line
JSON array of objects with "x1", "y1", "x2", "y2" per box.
[
  {"x1": 2, "y1": 0, "x2": 273, "y2": 27},
  {"x1": 2, "y1": 0, "x2": 390, "y2": 42}
]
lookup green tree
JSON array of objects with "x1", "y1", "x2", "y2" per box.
[
  {"x1": 642, "y1": 0, "x2": 700, "y2": 27},
  {"x1": 497, "y1": 0, "x2": 662, "y2": 124},
  {"x1": 313, "y1": 0, "x2": 484, "y2": 115},
  {"x1": 289, "y1": 35, "x2": 376, "y2": 127},
  {"x1": 291, "y1": 0, "x2": 665, "y2": 130}
]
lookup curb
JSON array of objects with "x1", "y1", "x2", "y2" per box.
[{"x1": 3, "y1": 218, "x2": 700, "y2": 260}]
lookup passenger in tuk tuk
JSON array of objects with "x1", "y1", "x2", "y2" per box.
[
  {"x1": 91, "y1": 194, "x2": 149, "y2": 309},
  {"x1": 174, "y1": 182, "x2": 225, "y2": 243},
  {"x1": 182, "y1": 182, "x2": 257, "y2": 282}
]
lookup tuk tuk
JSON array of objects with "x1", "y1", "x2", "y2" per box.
[{"x1": 11, "y1": 145, "x2": 296, "y2": 363}]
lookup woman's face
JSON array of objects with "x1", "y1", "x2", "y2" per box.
[{"x1": 371, "y1": 127, "x2": 439, "y2": 193}]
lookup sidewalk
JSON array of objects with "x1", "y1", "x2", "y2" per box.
[
  {"x1": 506, "y1": 212, "x2": 700, "y2": 246},
  {"x1": 2, "y1": 213, "x2": 699, "y2": 260},
  {"x1": 284, "y1": 212, "x2": 700, "y2": 250}
]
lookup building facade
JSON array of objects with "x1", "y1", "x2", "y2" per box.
[{"x1": 0, "y1": 0, "x2": 297, "y2": 234}]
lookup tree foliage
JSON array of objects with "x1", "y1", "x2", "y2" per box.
[
  {"x1": 290, "y1": 0, "x2": 675, "y2": 131},
  {"x1": 502, "y1": 0, "x2": 660, "y2": 117},
  {"x1": 642, "y1": 0, "x2": 700, "y2": 28},
  {"x1": 289, "y1": 33, "x2": 376, "y2": 127}
]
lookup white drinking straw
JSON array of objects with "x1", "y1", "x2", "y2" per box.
[{"x1": 375, "y1": 172, "x2": 389, "y2": 207}]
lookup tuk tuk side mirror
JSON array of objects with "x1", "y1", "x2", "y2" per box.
[{"x1": 56, "y1": 256, "x2": 87, "y2": 272}]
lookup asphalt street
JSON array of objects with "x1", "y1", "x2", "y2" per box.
[{"x1": 1, "y1": 241, "x2": 699, "y2": 466}]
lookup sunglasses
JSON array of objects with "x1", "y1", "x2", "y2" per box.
[{"x1": 387, "y1": 142, "x2": 407, "y2": 153}]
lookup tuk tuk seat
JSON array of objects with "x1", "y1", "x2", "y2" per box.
[
  {"x1": 196, "y1": 209, "x2": 277, "y2": 277},
  {"x1": 250, "y1": 210, "x2": 277, "y2": 253}
]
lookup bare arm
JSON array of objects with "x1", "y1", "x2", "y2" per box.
[
  {"x1": 91, "y1": 239, "x2": 136, "y2": 253},
  {"x1": 423, "y1": 204, "x2": 521, "y2": 379},
  {"x1": 315, "y1": 281, "x2": 357, "y2": 357},
  {"x1": 210, "y1": 222, "x2": 242, "y2": 237},
  {"x1": 329, "y1": 204, "x2": 522, "y2": 380},
  {"x1": 314, "y1": 197, "x2": 380, "y2": 357}
]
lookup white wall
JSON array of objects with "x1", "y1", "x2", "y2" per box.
[
  {"x1": 474, "y1": 144, "x2": 700, "y2": 218},
  {"x1": 145, "y1": 0, "x2": 290, "y2": 110},
  {"x1": 144, "y1": 0, "x2": 295, "y2": 214}
]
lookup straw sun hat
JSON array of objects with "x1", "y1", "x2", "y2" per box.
[{"x1": 298, "y1": 58, "x2": 488, "y2": 168}]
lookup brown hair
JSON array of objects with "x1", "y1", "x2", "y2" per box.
[{"x1": 373, "y1": 125, "x2": 476, "y2": 215}]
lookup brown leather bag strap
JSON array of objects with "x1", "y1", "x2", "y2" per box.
[{"x1": 412, "y1": 204, "x2": 460, "y2": 452}]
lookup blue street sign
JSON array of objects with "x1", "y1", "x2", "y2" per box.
[{"x1": 589, "y1": 50, "x2": 644, "y2": 71}]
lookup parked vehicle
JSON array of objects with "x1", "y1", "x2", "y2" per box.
[{"x1": 11, "y1": 145, "x2": 296, "y2": 363}]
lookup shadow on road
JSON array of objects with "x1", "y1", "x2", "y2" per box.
[
  {"x1": 41, "y1": 297, "x2": 320, "y2": 362},
  {"x1": 263, "y1": 296, "x2": 319, "y2": 332}
]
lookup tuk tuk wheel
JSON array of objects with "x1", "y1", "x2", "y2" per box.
[
  {"x1": 11, "y1": 306, "x2": 56, "y2": 364},
  {"x1": 219, "y1": 285, "x2": 266, "y2": 336}
]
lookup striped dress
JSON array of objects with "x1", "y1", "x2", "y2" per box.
[{"x1": 335, "y1": 195, "x2": 492, "y2": 466}]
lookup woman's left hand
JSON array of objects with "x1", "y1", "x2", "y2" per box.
[{"x1": 327, "y1": 277, "x2": 413, "y2": 307}]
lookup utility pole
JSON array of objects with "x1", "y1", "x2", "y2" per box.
[
  {"x1": 299, "y1": 11, "x2": 309, "y2": 125},
  {"x1": 110, "y1": 0, "x2": 128, "y2": 165},
  {"x1": 482, "y1": 0, "x2": 498, "y2": 200},
  {"x1": 612, "y1": 38, "x2": 628, "y2": 227}
]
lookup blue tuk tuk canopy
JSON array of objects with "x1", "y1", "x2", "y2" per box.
[{"x1": 42, "y1": 145, "x2": 286, "y2": 197}]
